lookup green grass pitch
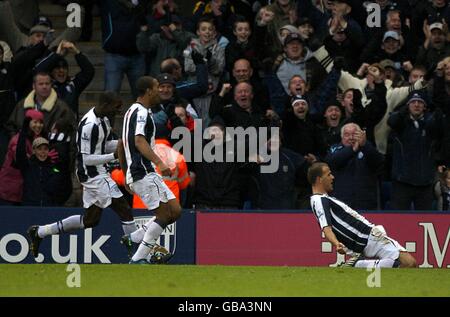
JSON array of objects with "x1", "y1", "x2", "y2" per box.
[{"x1": 0, "y1": 265, "x2": 449, "y2": 297}]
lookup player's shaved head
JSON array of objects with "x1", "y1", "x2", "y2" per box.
[
  {"x1": 136, "y1": 76, "x2": 157, "y2": 97},
  {"x1": 97, "y1": 90, "x2": 122, "y2": 117},
  {"x1": 307, "y1": 162, "x2": 329, "y2": 185},
  {"x1": 99, "y1": 90, "x2": 121, "y2": 106}
]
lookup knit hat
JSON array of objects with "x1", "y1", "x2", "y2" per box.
[
  {"x1": 25, "y1": 109, "x2": 44, "y2": 122},
  {"x1": 157, "y1": 73, "x2": 176, "y2": 86},
  {"x1": 291, "y1": 95, "x2": 308, "y2": 107},
  {"x1": 32, "y1": 137, "x2": 49, "y2": 149},
  {"x1": 406, "y1": 91, "x2": 427, "y2": 106},
  {"x1": 33, "y1": 15, "x2": 53, "y2": 28}
]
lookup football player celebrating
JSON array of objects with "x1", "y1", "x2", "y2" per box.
[
  {"x1": 27, "y1": 92, "x2": 138, "y2": 258},
  {"x1": 309, "y1": 162, "x2": 417, "y2": 268}
]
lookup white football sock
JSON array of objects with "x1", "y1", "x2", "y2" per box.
[
  {"x1": 121, "y1": 220, "x2": 137, "y2": 235},
  {"x1": 130, "y1": 217, "x2": 155, "y2": 243},
  {"x1": 37, "y1": 215, "x2": 84, "y2": 238},
  {"x1": 131, "y1": 221, "x2": 164, "y2": 261},
  {"x1": 130, "y1": 228, "x2": 145, "y2": 243}
]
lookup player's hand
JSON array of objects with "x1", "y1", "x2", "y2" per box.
[
  {"x1": 158, "y1": 162, "x2": 172, "y2": 177},
  {"x1": 336, "y1": 242, "x2": 346, "y2": 255}
]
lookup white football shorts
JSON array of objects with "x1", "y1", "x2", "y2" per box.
[
  {"x1": 363, "y1": 225, "x2": 407, "y2": 260},
  {"x1": 130, "y1": 172, "x2": 176, "y2": 210},
  {"x1": 82, "y1": 175, "x2": 123, "y2": 209}
]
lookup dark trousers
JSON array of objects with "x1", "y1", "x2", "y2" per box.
[{"x1": 391, "y1": 181, "x2": 433, "y2": 211}]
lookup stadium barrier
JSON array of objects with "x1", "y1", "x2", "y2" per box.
[
  {"x1": 0, "y1": 207, "x2": 196, "y2": 264},
  {"x1": 1, "y1": 207, "x2": 449, "y2": 267}
]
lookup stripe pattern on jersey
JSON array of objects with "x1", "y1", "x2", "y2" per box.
[
  {"x1": 122, "y1": 103, "x2": 156, "y2": 183},
  {"x1": 76, "y1": 108, "x2": 111, "y2": 183},
  {"x1": 310, "y1": 194, "x2": 374, "y2": 253}
]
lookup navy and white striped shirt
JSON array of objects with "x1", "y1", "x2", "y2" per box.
[
  {"x1": 76, "y1": 108, "x2": 115, "y2": 183},
  {"x1": 122, "y1": 102, "x2": 156, "y2": 184},
  {"x1": 310, "y1": 194, "x2": 374, "y2": 253}
]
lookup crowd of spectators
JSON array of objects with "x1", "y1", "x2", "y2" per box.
[{"x1": 0, "y1": 0, "x2": 449, "y2": 211}]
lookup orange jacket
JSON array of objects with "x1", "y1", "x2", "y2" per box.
[{"x1": 110, "y1": 139, "x2": 190, "y2": 209}]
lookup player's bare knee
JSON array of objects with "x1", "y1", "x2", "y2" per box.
[
  {"x1": 406, "y1": 256, "x2": 417, "y2": 268},
  {"x1": 170, "y1": 204, "x2": 182, "y2": 222},
  {"x1": 400, "y1": 253, "x2": 417, "y2": 268}
]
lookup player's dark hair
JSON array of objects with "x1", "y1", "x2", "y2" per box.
[
  {"x1": 136, "y1": 76, "x2": 156, "y2": 97},
  {"x1": 99, "y1": 91, "x2": 121, "y2": 107},
  {"x1": 307, "y1": 162, "x2": 329, "y2": 185}
]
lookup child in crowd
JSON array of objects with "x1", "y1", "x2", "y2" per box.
[
  {"x1": 184, "y1": 16, "x2": 225, "y2": 93},
  {"x1": 15, "y1": 117, "x2": 60, "y2": 207},
  {"x1": 0, "y1": 110, "x2": 45, "y2": 205}
]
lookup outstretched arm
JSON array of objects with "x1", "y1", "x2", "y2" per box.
[{"x1": 323, "y1": 226, "x2": 346, "y2": 254}]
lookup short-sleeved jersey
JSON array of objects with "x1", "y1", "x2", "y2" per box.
[
  {"x1": 76, "y1": 108, "x2": 113, "y2": 182},
  {"x1": 310, "y1": 194, "x2": 374, "y2": 253},
  {"x1": 122, "y1": 102, "x2": 156, "y2": 184}
]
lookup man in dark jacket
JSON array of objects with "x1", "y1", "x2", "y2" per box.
[
  {"x1": 326, "y1": 122, "x2": 385, "y2": 210},
  {"x1": 219, "y1": 58, "x2": 271, "y2": 113},
  {"x1": 209, "y1": 81, "x2": 265, "y2": 128},
  {"x1": 34, "y1": 41, "x2": 95, "y2": 119},
  {"x1": 388, "y1": 91, "x2": 441, "y2": 210},
  {"x1": 282, "y1": 95, "x2": 327, "y2": 162},
  {"x1": 191, "y1": 117, "x2": 243, "y2": 209},
  {"x1": 5, "y1": 72, "x2": 76, "y2": 138},
  {"x1": 99, "y1": 0, "x2": 147, "y2": 98},
  {"x1": 248, "y1": 132, "x2": 307, "y2": 210}
]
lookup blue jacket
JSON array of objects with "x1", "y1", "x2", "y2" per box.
[
  {"x1": 326, "y1": 142, "x2": 384, "y2": 210},
  {"x1": 388, "y1": 110, "x2": 439, "y2": 186}
]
